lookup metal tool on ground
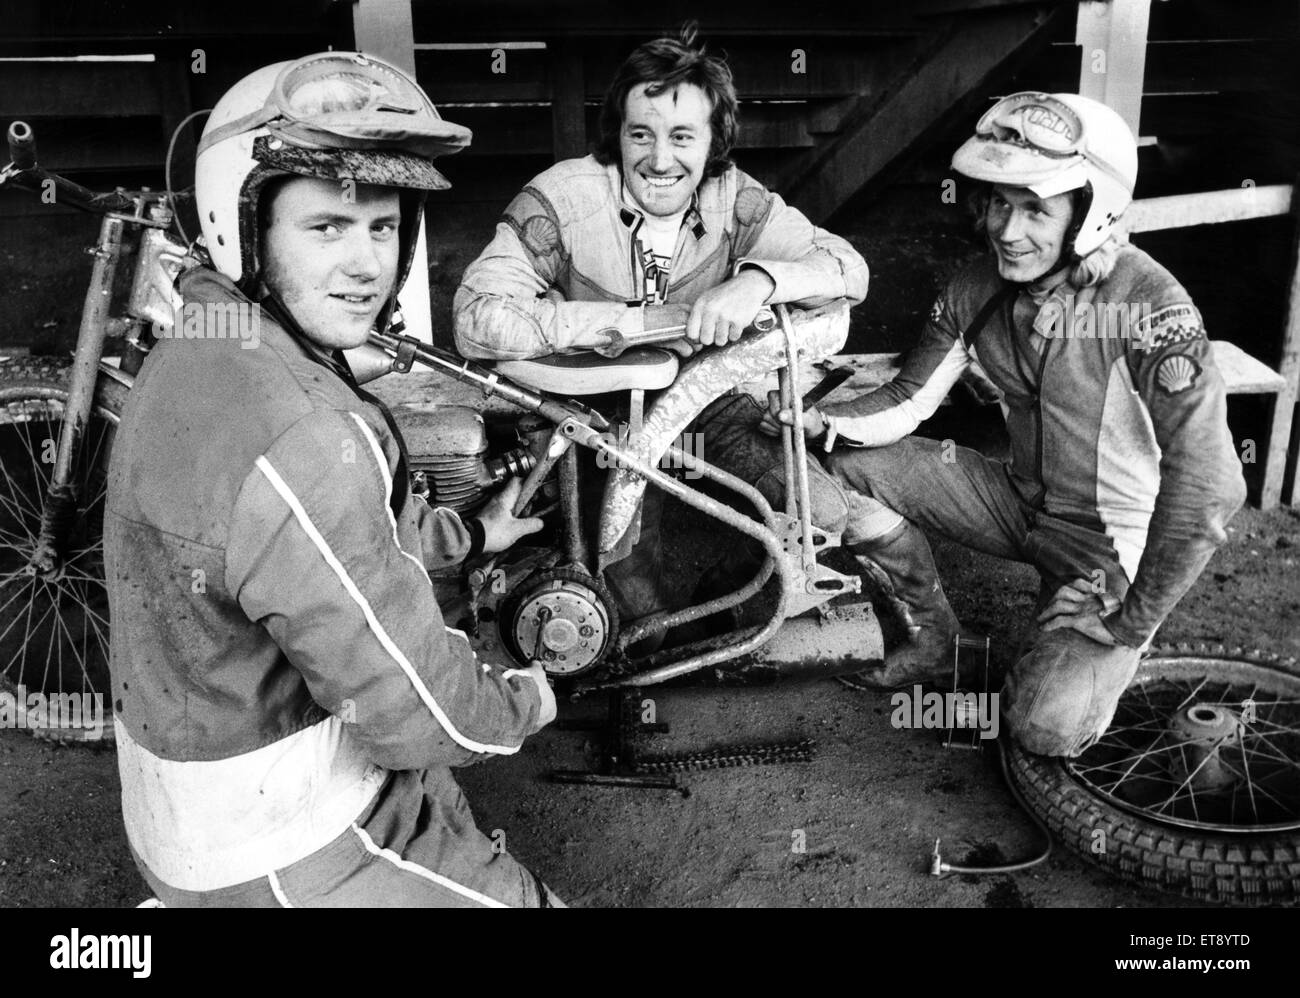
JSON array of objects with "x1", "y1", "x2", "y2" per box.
[{"x1": 593, "y1": 306, "x2": 777, "y2": 358}]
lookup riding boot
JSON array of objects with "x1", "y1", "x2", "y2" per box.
[{"x1": 838, "y1": 519, "x2": 959, "y2": 690}]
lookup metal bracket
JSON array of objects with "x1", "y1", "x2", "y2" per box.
[
  {"x1": 391, "y1": 334, "x2": 420, "y2": 373},
  {"x1": 772, "y1": 514, "x2": 861, "y2": 616}
]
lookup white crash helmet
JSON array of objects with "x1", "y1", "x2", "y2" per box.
[
  {"x1": 194, "y1": 51, "x2": 471, "y2": 326},
  {"x1": 951, "y1": 91, "x2": 1137, "y2": 258}
]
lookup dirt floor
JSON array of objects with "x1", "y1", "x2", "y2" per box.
[{"x1": 1, "y1": 491, "x2": 1295, "y2": 909}]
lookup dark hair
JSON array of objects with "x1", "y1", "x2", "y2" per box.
[{"x1": 594, "y1": 22, "x2": 739, "y2": 178}]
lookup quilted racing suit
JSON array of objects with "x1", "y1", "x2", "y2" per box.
[
  {"x1": 104, "y1": 268, "x2": 556, "y2": 907},
  {"x1": 453, "y1": 155, "x2": 869, "y2": 621},
  {"x1": 821, "y1": 245, "x2": 1247, "y2": 756}
]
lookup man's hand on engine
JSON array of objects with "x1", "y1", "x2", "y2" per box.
[
  {"x1": 477, "y1": 477, "x2": 544, "y2": 554},
  {"x1": 1037, "y1": 577, "x2": 1125, "y2": 646},
  {"x1": 758, "y1": 388, "x2": 827, "y2": 441},
  {"x1": 686, "y1": 269, "x2": 776, "y2": 348}
]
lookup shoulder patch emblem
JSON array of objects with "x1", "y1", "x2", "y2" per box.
[
  {"x1": 1155, "y1": 354, "x2": 1201, "y2": 395},
  {"x1": 733, "y1": 185, "x2": 772, "y2": 227},
  {"x1": 1133, "y1": 303, "x2": 1204, "y2": 352},
  {"x1": 929, "y1": 295, "x2": 946, "y2": 325}
]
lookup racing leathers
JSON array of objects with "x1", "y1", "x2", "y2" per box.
[
  {"x1": 104, "y1": 267, "x2": 554, "y2": 907},
  {"x1": 452, "y1": 155, "x2": 868, "y2": 619},
  {"x1": 822, "y1": 243, "x2": 1246, "y2": 756}
]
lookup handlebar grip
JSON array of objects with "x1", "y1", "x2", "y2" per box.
[{"x1": 7, "y1": 121, "x2": 35, "y2": 171}]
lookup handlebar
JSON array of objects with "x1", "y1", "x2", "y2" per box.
[
  {"x1": 7, "y1": 120, "x2": 35, "y2": 171},
  {"x1": 3, "y1": 120, "x2": 152, "y2": 216}
]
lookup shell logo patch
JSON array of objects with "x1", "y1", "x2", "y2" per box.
[
  {"x1": 929, "y1": 295, "x2": 945, "y2": 325},
  {"x1": 1156, "y1": 354, "x2": 1201, "y2": 395}
]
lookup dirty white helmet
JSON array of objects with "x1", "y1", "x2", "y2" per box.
[
  {"x1": 951, "y1": 91, "x2": 1137, "y2": 257},
  {"x1": 194, "y1": 51, "x2": 471, "y2": 324}
]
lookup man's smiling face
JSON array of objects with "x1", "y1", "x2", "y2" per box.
[
  {"x1": 984, "y1": 183, "x2": 1075, "y2": 283},
  {"x1": 619, "y1": 82, "x2": 712, "y2": 218},
  {"x1": 260, "y1": 176, "x2": 402, "y2": 350}
]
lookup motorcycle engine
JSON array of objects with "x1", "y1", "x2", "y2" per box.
[{"x1": 395, "y1": 403, "x2": 534, "y2": 515}]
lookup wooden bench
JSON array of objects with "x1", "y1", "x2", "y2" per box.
[{"x1": 738, "y1": 339, "x2": 1287, "y2": 418}]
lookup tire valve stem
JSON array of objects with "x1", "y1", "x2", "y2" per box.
[{"x1": 930, "y1": 838, "x2": 950, "y2": 877}]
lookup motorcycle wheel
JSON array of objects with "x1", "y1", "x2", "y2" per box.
[
  {"x1": 0, "y1": 357, "x2": 125, "y2": 746},
  {"x1": 1006, "y1": 644, "x2": 1300, "y2": 906}
]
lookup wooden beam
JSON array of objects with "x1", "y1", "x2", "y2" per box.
[
  {"x1": 1261, "y1": 175, "x2": 1300, "y2": 508},
  {"x1": 352, "y1": 0, "x2": 435, "y2": 345},
  {"x1": 1076, "y1": 0, "x2": 1151, "y2": 137},
  {"x1": 352, "y1": 0, "x2": 418, "y2": 73},
  {"x1": 0, "y1": 62, "x2": 162, "y2": 118},
  {"x1": 781, "y1": 4, "x2": 1058, "y2": 223},
  {"x1": 1125, "y1": 185, "x2": 1294, "y2": 233}
]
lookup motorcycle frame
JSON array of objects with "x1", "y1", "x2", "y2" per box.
[{"x1": 366, "y1": 321, "x2": 859, "y2": 689}]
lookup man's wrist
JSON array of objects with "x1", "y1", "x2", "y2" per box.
[
  {"x1": 1098, "y1": 603, "x2": 1142, "y2": 648},
  {"x1": 737, "y1": 264, "x2": 777, "y2": 301}
]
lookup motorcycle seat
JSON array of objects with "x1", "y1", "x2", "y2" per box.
[{"x1": 494, "y1": 348, "x2": 679, "y2": 395}]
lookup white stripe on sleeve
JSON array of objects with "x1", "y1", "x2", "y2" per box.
[
  {"x1": 254, "y1": 455, "x2": 520, "y2": 757},
  {"x1": 828, "y1": 339, "x2": 970, "y2": 448}
]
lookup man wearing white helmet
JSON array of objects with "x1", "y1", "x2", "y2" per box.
[
  {"x1": 104, "y1": 52, "x2": 561, "y2": 906},
  {"x1": 766, "y1": 92, "x2": 1246, "y2": 757}
]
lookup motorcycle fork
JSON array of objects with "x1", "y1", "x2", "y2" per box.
[{"x1": 25, "y1": 213, "x2": 123, "y2": 579}]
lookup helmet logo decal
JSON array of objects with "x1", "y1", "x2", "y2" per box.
[{"x1": 1022, "y1": 105, "x2": 1076, "y2": 147}]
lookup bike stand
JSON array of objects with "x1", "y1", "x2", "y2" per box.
[
  {"x1": 940, "y1": 633, "x2": 992, "y2": 751},
  {"x1": 545, "y1": 688, "x2": 816, "y2": 796}
]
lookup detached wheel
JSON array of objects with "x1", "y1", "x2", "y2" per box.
[
  {"x1": 0, "y1": 357, "x2": 124, "y2": 745},
  {"x1": 1007, "y1": 645, "x2": 1300, "y2": 906}
]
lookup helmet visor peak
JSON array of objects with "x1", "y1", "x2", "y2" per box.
[{"x1": 198, "y1": 52, "x2": 471, "y2": 161}]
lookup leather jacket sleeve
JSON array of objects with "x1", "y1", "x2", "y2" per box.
[
  {"x1": 818, "y1": 287, "x2": 968, "y2": 449},
  {"x1": 224, "y1": 410, "x2": 544, "y2": 771},
  {"x1": 409, "y1": 495, "x2": 476, "y2": 570},
  {"x1": 453, "y1": 184, "x2": 649, "y2": 360},
  {"x1": 733, "y1": 187, "x2": 869, "y2": 308},
  {"x1": 1103, "y1": 310, "x2": 1247, "y2": 647}
]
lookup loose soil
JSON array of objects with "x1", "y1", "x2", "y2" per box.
[{"x1": 2, "y1": 499, "x2": 1295, "y2": 909}]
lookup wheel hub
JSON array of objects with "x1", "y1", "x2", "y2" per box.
[
  {"x1": 1167, "y1": 702, "x2": 1244, "y2": 793},
  {"x1": 508, "y1": 570, "x2": 616, "y2": 677}
]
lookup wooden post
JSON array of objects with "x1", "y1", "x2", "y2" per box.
[
  {"x1": 352, "y1": 0, "x2": 435, "y2": 345},
  {"x1": 1076, "y1": 0, "x2": 1151, "y2": 137},
  {"x1": 1261, "y1": 177, "x2": 1300, "y2": 508}
]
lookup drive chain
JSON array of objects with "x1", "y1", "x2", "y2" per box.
[{"x1": 630, "y1": 738, "x2": 816, "y2": 774}]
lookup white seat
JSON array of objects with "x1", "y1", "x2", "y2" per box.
[{"x1": 495, "y1": 348, "x2": 679, "y2": 395}]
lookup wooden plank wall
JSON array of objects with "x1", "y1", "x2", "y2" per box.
[{"x1": 0, "y1": 1, "x2": 346, "y2": 217}]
